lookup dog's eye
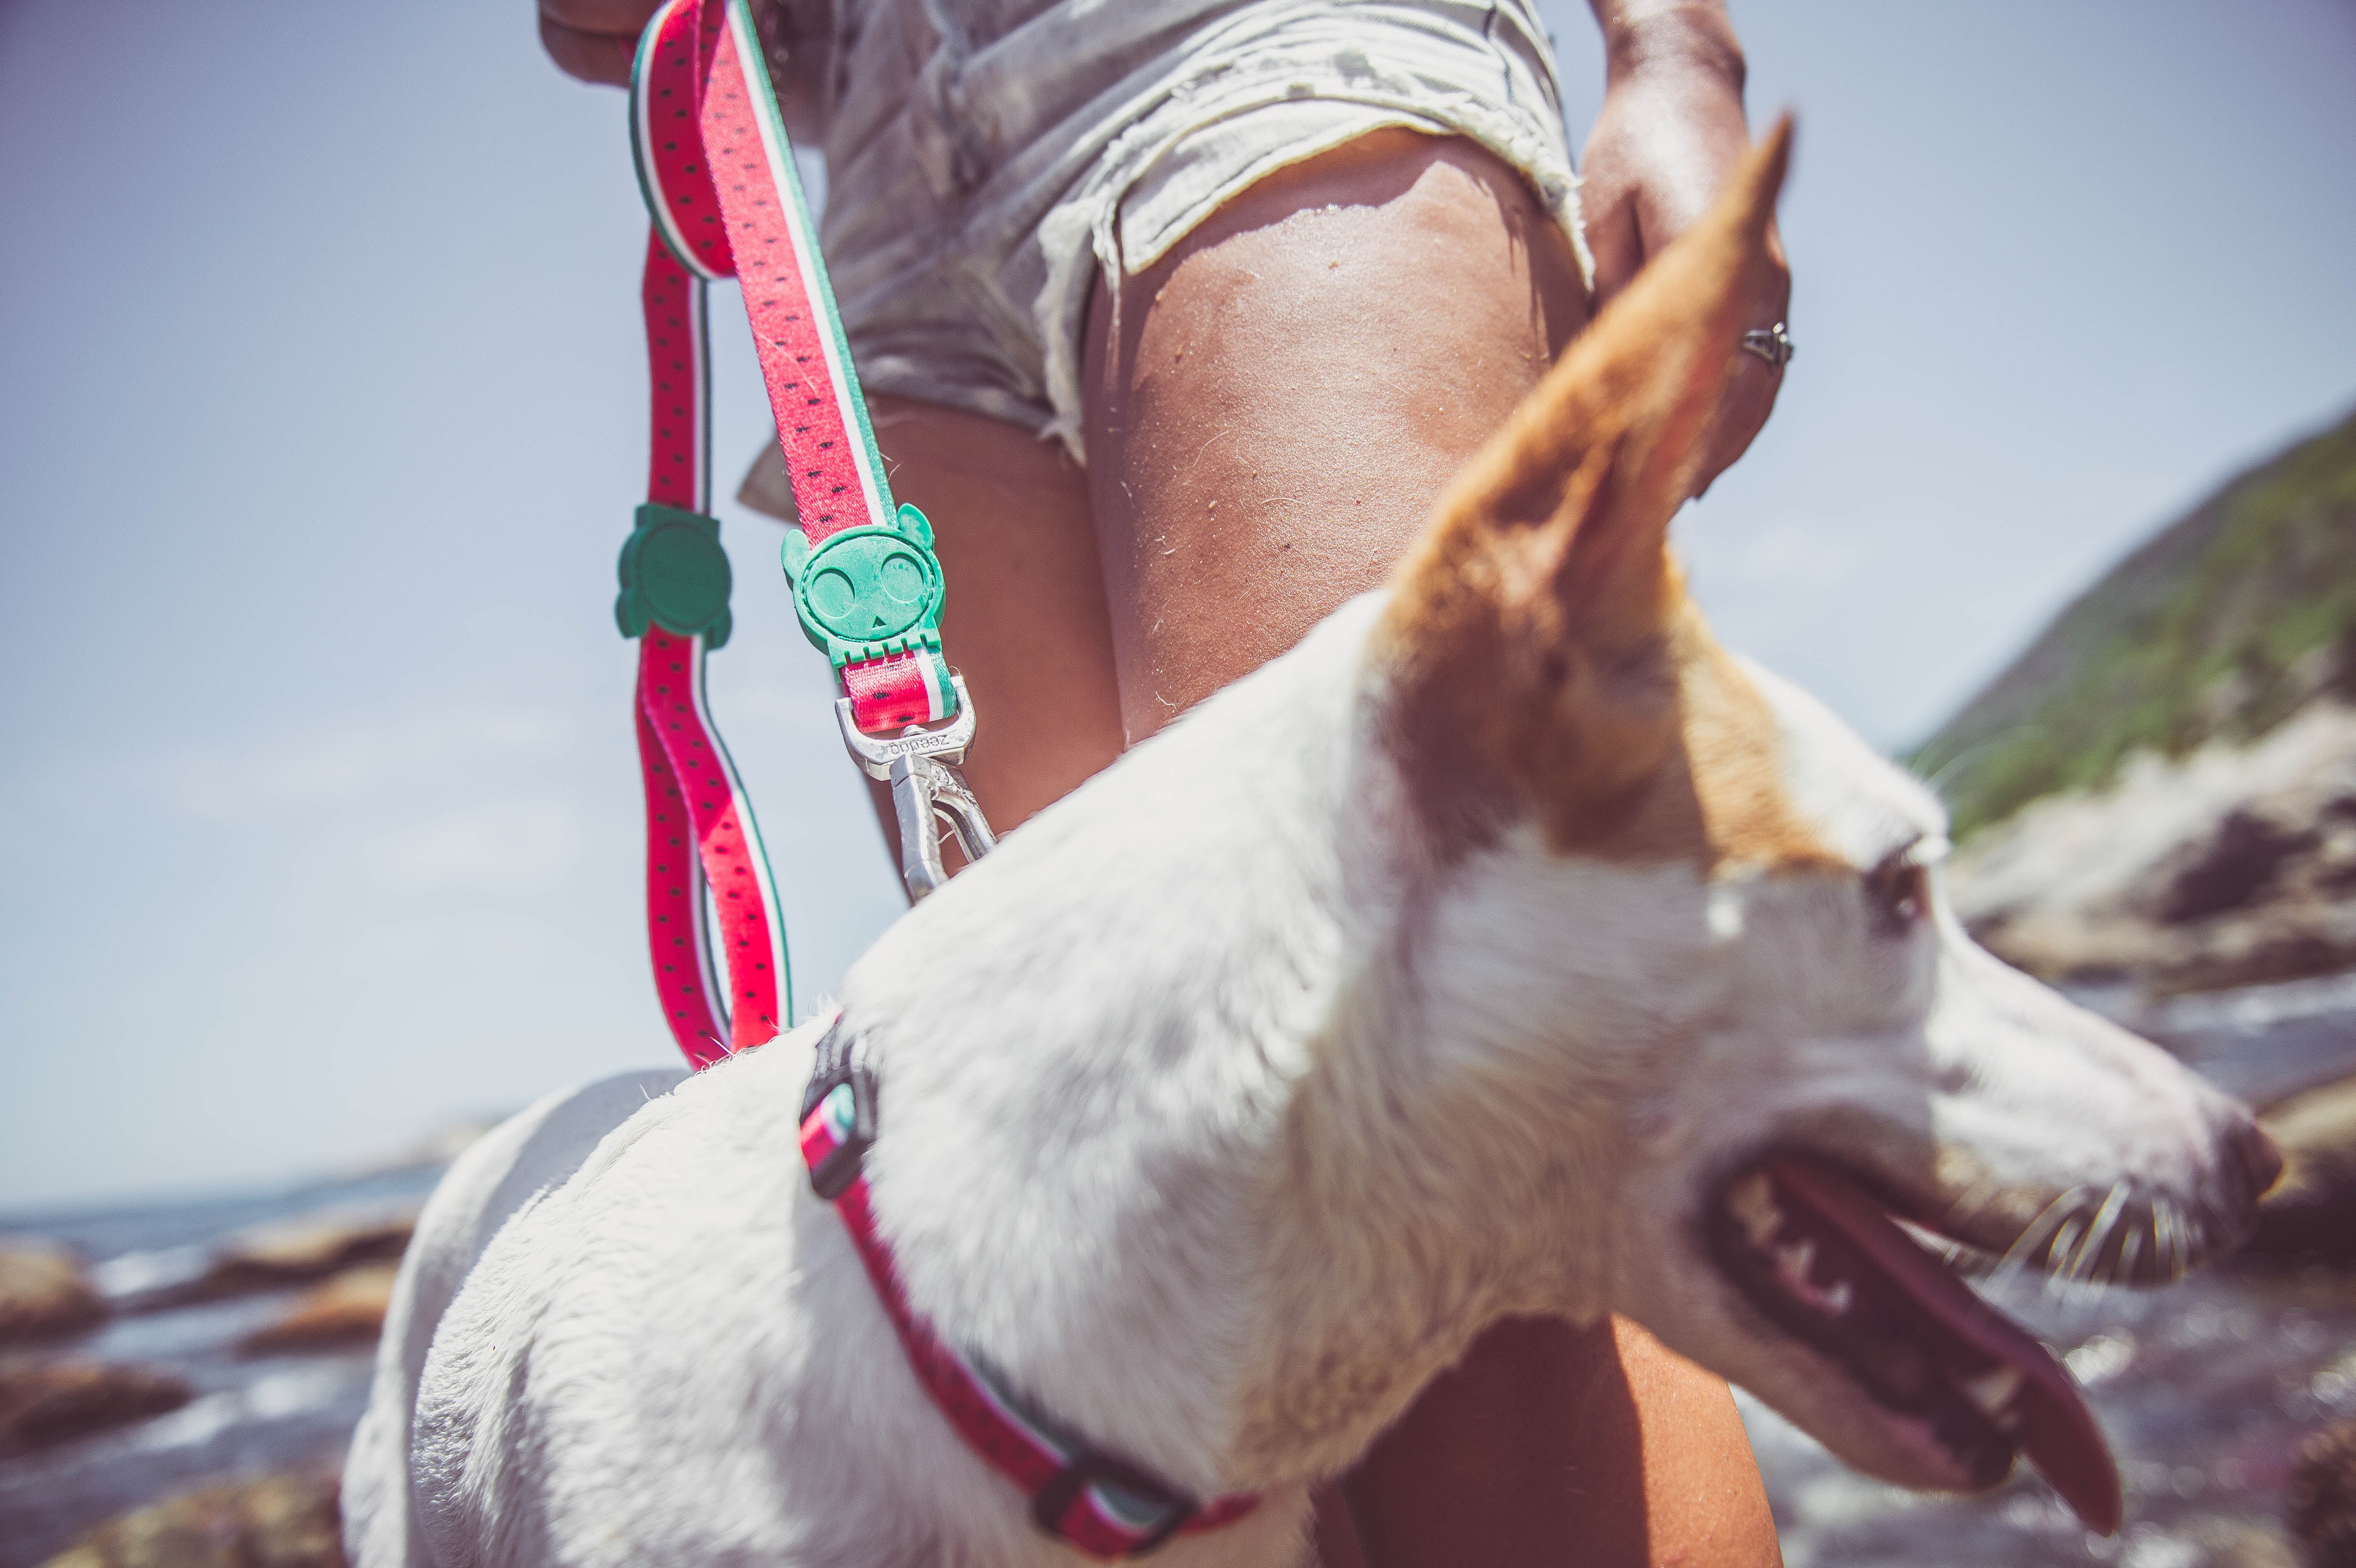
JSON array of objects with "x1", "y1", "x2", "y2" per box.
[{"x1": 1864, "y1": 856, "x2": 1930, "y2": 936}]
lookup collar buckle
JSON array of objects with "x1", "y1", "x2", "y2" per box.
[
  {"x1": 797, "y1": 1019, "x2": 876, "y2": 1201},
  {"x1": 1032, "y1": 1447, "x2": 1199, "y2": 1557}
]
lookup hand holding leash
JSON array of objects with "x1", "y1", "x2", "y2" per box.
[{"x1": 538, "y1": 0, "x2": 655, "y2": 84}]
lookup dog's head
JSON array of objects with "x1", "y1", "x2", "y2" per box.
[{"x1": 1365, "y1": 120, "x2": 2277, "y2": 1533}]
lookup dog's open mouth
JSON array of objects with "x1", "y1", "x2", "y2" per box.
[{"x1": 1707, "y1": 1154, "x2": 2122, "y2": 1535}]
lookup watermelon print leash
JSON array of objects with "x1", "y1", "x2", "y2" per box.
[
  {"x1": 617, "y1": 0, "x2": 995, "y2": 1068},
  {"x1": 607, "y1": 9, "x2": 1261, "y2": 1554}
]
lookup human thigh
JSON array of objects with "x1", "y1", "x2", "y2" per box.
[{"x1": 1081, "y1": 129, "x2": 1591, "y2": 741}]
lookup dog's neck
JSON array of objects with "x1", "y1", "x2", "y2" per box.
[{"x1": 830, "y1": 593, "x2": 1618, "y2": 1498}]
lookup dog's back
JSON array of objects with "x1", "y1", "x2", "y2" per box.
[{"x1": 343, "y1": 1068, "x2": 687, "y2": 1568}]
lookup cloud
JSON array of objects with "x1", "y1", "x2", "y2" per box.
[
  {"x1": 360, "y1": 796, "x2": 585, "y2": 893},
  {"x1": 1725, "y1": 520, "x2": 1864, "y2": 591},
  {"x1": 164, "y1": 697, "x2": 581, "y2": 823}
]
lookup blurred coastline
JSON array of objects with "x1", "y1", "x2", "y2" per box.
[
  {"x1": 0, "y1": 1164, "x2": 446, "y2": 1567},
  {"x1": 1, "y1": 963, "x2": 2351, "y2": 1567}
]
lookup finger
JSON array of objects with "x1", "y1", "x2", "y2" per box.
[
  {"x1": 1691, "y1": 365, "x2": 1778, "y2": 496},
  {"x1": 1575, "y1": 123, "x2": 1645, "y2": 304},
  {"x1": 540, "y1": 0, "x2": 662, "y2": 31},
  {"x1": 1584, "y1": 185, "x2": 1644, "y2": 306},
  {"x1": 1692, "y1": 216, "x2": 1792, "y2": 494},
  {"x1": 540, "y1": 14, "x2": 639, "y2": 86}
]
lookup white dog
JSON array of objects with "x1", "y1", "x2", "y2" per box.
[{"x1": 345, "y1": 124, "x2": 2277, "y2": 1567}]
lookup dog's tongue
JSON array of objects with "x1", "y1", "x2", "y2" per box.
[{"x1": 1764, "y1": 1157, "x2": 2123, "y2": 1535}]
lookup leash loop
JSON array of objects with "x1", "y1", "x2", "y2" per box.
[
  {"x1": 632, "y1": 0, "x2": 733, "y2": 280},
  {"x1": 625, "y1": 233, "x2": 788, "y2": 1068}
]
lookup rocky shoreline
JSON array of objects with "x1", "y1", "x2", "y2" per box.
[
  {"x1": 0, "y1": 1207, "x2": 417, "y2": 1472},
  {"x1": 0, "y1": 1246, "x2": 105, "y2": 1345},
  {"x1": 38, "y1": 1469, "x2": 343, "y2": 1568},
  {"x1": 1949, "y1": 701, "x2": 2356, "y2": 999},
  {"x1": 0, "y1": 1173, "x2": 439, "y2": 1568},
  {"x1": 6, "y1": 1032, "x2": 2356, "y2": 1568},
  {"x1": 4, "y1": 887, "x2": 2353, "y2": 1568}
]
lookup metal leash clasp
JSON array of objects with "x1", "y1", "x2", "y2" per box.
[{"x1": 836, "y1": 672, "x2": 997, "y2": 901}]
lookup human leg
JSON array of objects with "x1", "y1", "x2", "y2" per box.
[
  {"x1": 1344, "y1": 1318, "x2": 1781, "y2": 1567},
  {"x1": 857, "y1": 395, "x2": 1127, "y2": 838},
  {"x1": 1081, "y1": 129, "x2": 1588, "y2": 740}
]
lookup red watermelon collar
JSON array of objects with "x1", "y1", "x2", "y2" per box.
[{"x1": 796, "y1": 1018, "x2": 1263, "y2": 1558}]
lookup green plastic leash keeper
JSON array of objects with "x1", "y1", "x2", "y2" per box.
[{"x1": 617, "y1": 503, "x2": 735, "y2": 648}]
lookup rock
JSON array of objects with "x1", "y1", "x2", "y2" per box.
[
  {"x1": 238, "y1": 1263, "x2": 400, "y2": 1355},
  {"x1": 2159, "y1": 809, "x2": 2325, "y2": 923},
  {"x1": 2290, "y1": 1419, "x2": 2356, "y2": 1568},
  {"x1": 36, "y1": 1468, "x2": 343, "y2": 1568},
  {"x1": 1946, "y1": 703, "x2": 2356, "y2": 994},
  {"x1": 0, "y1": 1241, "x2": 106, "y2": 1344},
  {"x1": 0, "y1": 1359, "x2": 192, "y2": 1459},
  {"x1": 2164, "y1": 927, "x2": 2356, "y2": 999},
  {"x1": 166, "y1": 1210, "x2": 414, "y2": 1306},
  {"x1": 2243, "y1": 1071, "x2": 2356, "y2": 1266}
]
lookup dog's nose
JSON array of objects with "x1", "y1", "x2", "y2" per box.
[{"x1": 2229, "y1": 1118, "x2": 2285, "y2": 1205}]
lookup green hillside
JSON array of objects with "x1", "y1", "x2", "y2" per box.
[{"x1": 1914, "y1": 405, "x2": 2356, "y2": 838}]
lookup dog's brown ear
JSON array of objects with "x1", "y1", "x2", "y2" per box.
[{"x1": 1377, "y1": 117, "x2": 1792, "y2": 847}]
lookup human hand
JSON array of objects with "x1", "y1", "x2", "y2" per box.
[
  {"x1": 1580, "y1": 2, "x2": 1790, "y2": 495},
  {"x1": 538, "y1": 0, "x2": 658, "y2": 86},
  {"x1": 538, "y1": 0, "x2": 829, "y2": 139}
]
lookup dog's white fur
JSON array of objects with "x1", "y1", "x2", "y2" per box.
[{"x1": 346, "y1": 130, "x2": 2264, "y2": 1567}]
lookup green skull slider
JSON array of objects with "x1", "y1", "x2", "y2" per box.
[{"x1": 781, "y1": 503, "x2": 947, "y2": 668}]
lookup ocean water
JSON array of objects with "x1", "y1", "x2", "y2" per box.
[{"x1": 0, "y1": 979, "x2": 2348, "y2": 1568}]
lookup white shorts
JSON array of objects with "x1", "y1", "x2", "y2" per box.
[{"x1": 744, "y1": 0, "x2": 1588, "y2": 512}]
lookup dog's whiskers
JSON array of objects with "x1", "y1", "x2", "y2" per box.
[
  {"x1": 1996, "y1": 1186, "x2": 2088, "y2": 1280},
  {"x1": 2071, "y1": 1180, "x2": 2132, "y2": 1287},
  {"x1": 2040, "y1": 1218, "x2": 2087, "y2": 1302},
  {"x1": 1974, "y1": 1178, "x2": 2214, "y2": 1295},
  {"x1": 2160, "y1": 1195, "x2": 2194, "y2": 1283},
  {"x1": 2111, "y1": 1224, "x2": 2143, "y2": 1289}
]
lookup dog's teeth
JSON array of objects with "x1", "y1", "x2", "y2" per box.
[
  {"x1": 1775, "y1": 1240, "x2": 1817, "y2": 1283},
  {"x1": 1726, "y1": 1173, "x2": 1782, "y2": 1248},
  {"x1": 1960, "y1": 1365, "x2": 2022, "y2": 1417},
  {"x1": 1822, "y1": 1279, "x2": 1853, "y2": 1315}
]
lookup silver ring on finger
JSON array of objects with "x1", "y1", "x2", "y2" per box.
[{"x1": 1739, "y1": 322, "x2": 1795, "y2": 368}]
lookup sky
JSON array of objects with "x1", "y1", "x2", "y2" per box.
[{"x1": 1, "y1": 1, "x2": 2351, "y2": 1211}]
